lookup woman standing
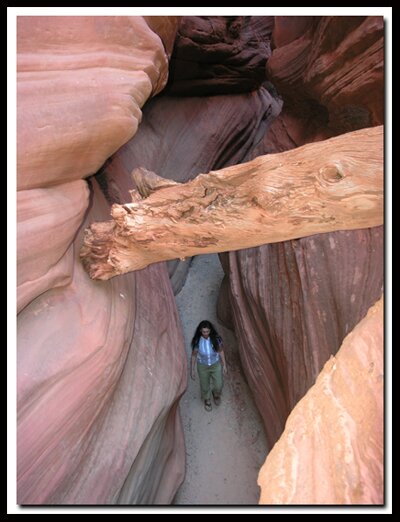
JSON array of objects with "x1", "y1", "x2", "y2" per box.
[{"x1": 190, "y1": 320, "x2": 227, "y2": 411}]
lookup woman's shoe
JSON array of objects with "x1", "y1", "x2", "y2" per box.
[
  {"x1": 213, "y1": 394, "x2": 221, "y2": 406},
  {"x1": 204, "y1": 400, "x2": 212, "y2": 412}
]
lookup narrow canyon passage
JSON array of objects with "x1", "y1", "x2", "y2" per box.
[{"x1": 173, "y1": 254, "x2": 268, "y2": 505}]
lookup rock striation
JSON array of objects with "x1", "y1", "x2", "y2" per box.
[
  {"x1": 219, "y1": 226, "x2": 383, "y2": 448},
  {"x1": 17, "y1": 16, "x2": 187, "y2": 505},
  {"x1": 18, "y1": 181, "x2": 187, "y2": 504},
  {"x1": 267, "y1": 16, "x2": 384, "y2": 133},
  {"x1": 17, "y1": 16, "x2": 175, "y2": 190}
]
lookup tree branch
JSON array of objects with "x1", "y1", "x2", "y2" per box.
[{"x1": 80, "y1": 126, "x2": 383, "y2": 280}]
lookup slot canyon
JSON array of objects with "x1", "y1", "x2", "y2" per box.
[{"x1": 16, "y1": 14, "x2": 385, "y2": 507}]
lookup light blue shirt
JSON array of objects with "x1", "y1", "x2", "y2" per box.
[{"x1": 197, "y1": 337, "x2": 220, "y2": 366}]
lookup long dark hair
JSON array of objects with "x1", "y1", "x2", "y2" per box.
[{"x1": 191, "y1": 320, "x2": 221, "y2": 352}]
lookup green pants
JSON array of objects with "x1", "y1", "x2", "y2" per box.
[{"x1": 197, "y1": 361, "x2": 223, "y2": 401}]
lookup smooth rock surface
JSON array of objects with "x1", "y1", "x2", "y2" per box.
[{"x1": 258, "y1": 296, "x2": 384, "y2": 504}]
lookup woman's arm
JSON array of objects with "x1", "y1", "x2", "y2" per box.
[
  {"x1": 191, "y1": 350, "x2": 198, "y2": 380},
  {"x1": 219, "y1": 348, "x2": 227, "y2": 375}
]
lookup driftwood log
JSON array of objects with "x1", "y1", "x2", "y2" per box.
[{"x1": 80, "y1": 126, "x2": 383, "y2": 280}]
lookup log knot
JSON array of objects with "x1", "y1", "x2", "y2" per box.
[{"x1": 319, "y1": 163, "x2": 345, "y2": 183}]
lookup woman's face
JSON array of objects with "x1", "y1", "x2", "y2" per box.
[{"x1": 201, "y1": 327, "x2": 210, "y2": 338}]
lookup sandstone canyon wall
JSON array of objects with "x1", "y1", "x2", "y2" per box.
[
  {"x1": 267, "y1": 16, "x2": 383, "y2": 134},
  {"x1": 16, "y1": 14, "x2": 385, "y2": 506},
  {"x1": 99, "y1": 15, "x2": 278, "y2": 293},
  {"x1": 18, "y1": 181, "x2": 186, "y2": 504},
  {"x1": 216, "y1": 15, "x2": 384, "y2": 503},
  {"x1": 81, "y1": 16, "x2": 385, "y2": 504},
  {"x1": 220, "y1": 228, "x2": 383, "y2": 448},
  {"x1": 17, "y1": 16, "x2": 187, "y2": 504}
]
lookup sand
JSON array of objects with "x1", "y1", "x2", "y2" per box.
[{"x1": 173, "y1": 254, "x2": 268, "y2": 505}]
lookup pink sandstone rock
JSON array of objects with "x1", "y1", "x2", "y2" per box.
[
  {"x1": 219, "y1": 226, "x2": 383, "y2": 449},
  {"x1": 258, "y1": 296, "x2": 384, "y2": 504},
  {"x1": 144, "y1": 16, "x2": 181, "y2": 58},
  {"x1": 17, "y1": 180, "x2": 89, "y2": 312},
  {"x1": 17, "y1": 16, "x2": 177, "y2": 190},
  {"x1": 17, "y1": 181, "x2": 187, "y2": 504},
  {"x1": 216, "y1": 15, "x2": 384, "y2": 455},
  {"x1": 17, "y1": 16, "x2": 185, "y2": 504},
  {"x1": 16, "y1": 15, "x2": 385, "y2": 506}
]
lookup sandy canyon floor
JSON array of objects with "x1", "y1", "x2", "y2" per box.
[{"x1": 174, "y1": 254, "x2": 268, "y2": 505}]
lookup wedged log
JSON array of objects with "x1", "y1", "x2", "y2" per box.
[
  {"x1": 101, "y1": 87, "x2": 282, "y2": 293},
  {"x1": 80, "y1": 126, "x2": 383, "y2": 280},
  {"x1": 258, "y1": 296, "x2": 384, "y2": 504}
]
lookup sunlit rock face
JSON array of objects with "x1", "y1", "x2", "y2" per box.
[
  {"x1": 165, "y1": 16, "x2": 274, "y2": 96},
  {"x1": 258, "y1": 297, "x2": 384, "y2": 505},
  {"x1": 17, "y1": 16, "x2": 175, "y2": 190},
  {"x1": 17, "y1": 181, "x2": 187, "y2": 504},
  {"x1": 17, "y1": 16, "x2": 179, "y2": 307},
  {"x1": 219, "y1": 227, "x2": 383, "y2": 449}
]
